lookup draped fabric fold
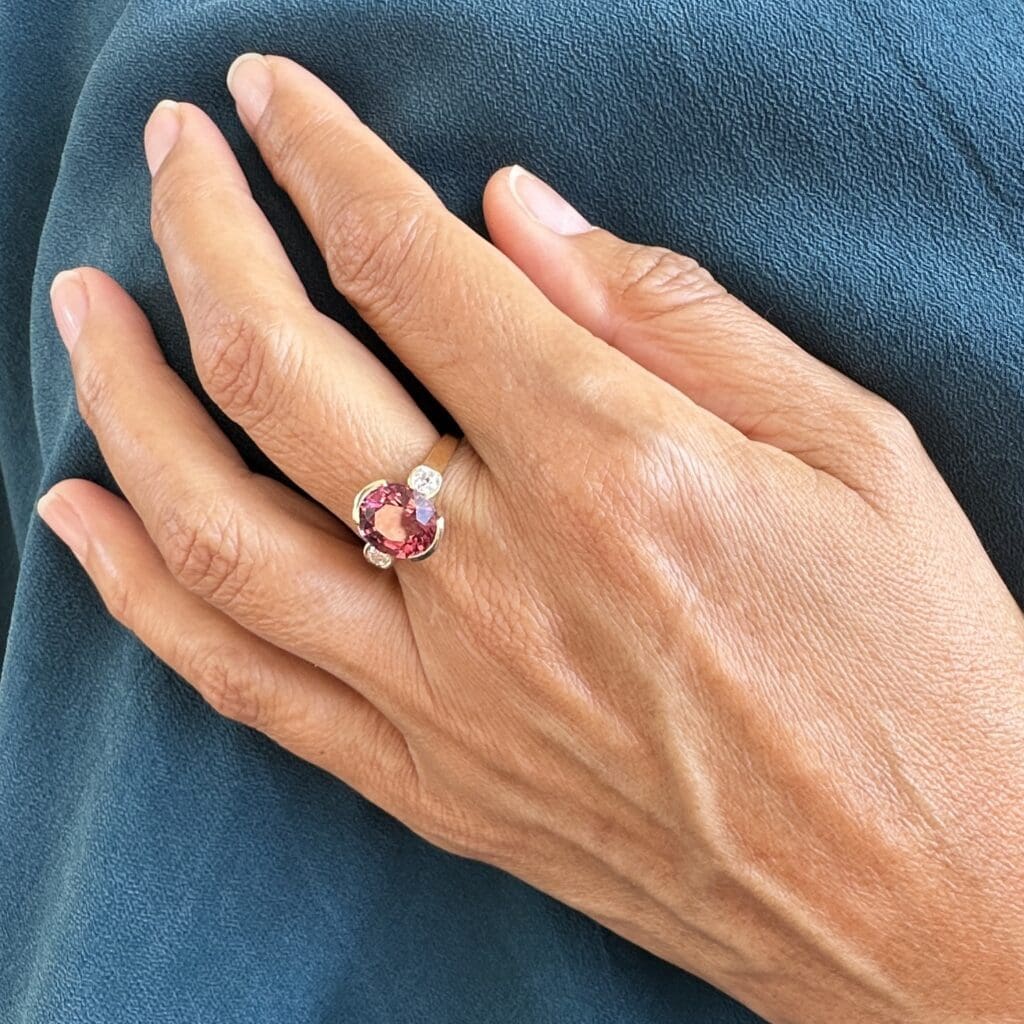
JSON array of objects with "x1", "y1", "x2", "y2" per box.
[{"x1": 1, "y1": 1, "x2": 1021, "y2": 1020}]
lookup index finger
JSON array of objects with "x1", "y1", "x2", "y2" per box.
[{"x1": 225, "y1": 53, "x2": 614, "y2": 463}]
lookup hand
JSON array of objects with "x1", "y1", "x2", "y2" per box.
[{"x1": 41, "y1": 55, "x2": 1024, "y2": 1024}]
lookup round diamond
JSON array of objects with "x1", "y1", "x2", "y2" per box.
[
  {"x1": 363, "y1": 544, "x2": 394, "y2": 570},
  {"x1": 407, "y1": 464, "x2": 443, "y2": 499},
  {"x1": 358, "y1": 482, "x2": 438, "y2": 559}
]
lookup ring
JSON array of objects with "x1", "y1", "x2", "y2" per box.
[{"x1": 352, "y1": 435, "x2": 459, "y2": 570}]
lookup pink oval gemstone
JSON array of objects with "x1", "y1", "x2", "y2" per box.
[{"x1": 358, "y1": 482, "x2": 438, "y2": 559}]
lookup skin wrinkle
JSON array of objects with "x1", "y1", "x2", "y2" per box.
[
  {"x1": 700, "y1": 593, "x2": 1019, "y2": 1007},
  {"x1": 692, "y1": 743, "x2": 917, "y2": 1012},
  {"x1": 594, "y1": 517, "x2": 912, "y2": 997},
  {"x1": 711, "y1": 523, "x2": 952, "y2": 847},
  {"x1": 38, "y1": 57, "x2": 1024, "y2": 1024},
  {"x1": 199, "y1": 309, "x2": 299, "y2": 428}
]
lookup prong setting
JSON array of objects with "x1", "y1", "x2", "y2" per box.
[
  {"x1": 407, "y1": 516, "x2": 444, "y2": 561},
  {"x1": 352, "y1": 479, "x2": 387, "y2": 526}
]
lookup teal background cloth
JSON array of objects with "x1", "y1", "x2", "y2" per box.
[{"x1": 2, "y1": 1, "x2": 1022, "y2": 1021}]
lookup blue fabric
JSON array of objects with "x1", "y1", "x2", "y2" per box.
[{"x1": 2, "y1": 1, "x2": 1022, "y2": 1020}]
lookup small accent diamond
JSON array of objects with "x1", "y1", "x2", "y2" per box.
[
  {"x1": 407, "y1": 464, "x2": 443, "y2": 499},
  {"x1": 363, "y1": 543, "x2": 394, "y2": 570}
]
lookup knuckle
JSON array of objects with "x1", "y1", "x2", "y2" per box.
[
  {"x1": 612, "y1": 245, "x2": 726, "y2": 317},
  {"x1": 536, "y1": 406, "x2": 714, "y2": 568},
  {"x1": 853, "y1": 397, "x2": 921, "y2": 467},
  {"x1": 550, "y1": 395, "x2": 675, "y2": 499},
  {"x1": 187, "y1": 642, "x2": 268, "y2": 729},
  {"x1": 320, "y1": 188, "x2": 440, "y2": 319},
  {"x1": 159, "y1": 499, "x2": 255, "y2": 605},
  {"x1": 830, "y1": 396, "x2": 925, "y2": 506},
  {"x1": 197, "y1": 309, "x2": 296, "y2": 425},
  {"x1": 876, "y1": 401, "x2": 918, "y2": 444}
]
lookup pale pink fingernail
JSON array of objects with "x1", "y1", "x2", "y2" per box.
[
  {"x1": 38, "y1": 490, "x2": 88, "y2": 562},
  {"x1": 227, "y1": 53, "x2": 274, "y2": 129},
  {"x1": 50, "y1": 269, "x2": 89, "y2": 353},
  {"x1": 144, "y1": 99, "x2": 181, "y2": 175},
  {"x1": 508, "y1": 165, "x2": 592, "y2": 236}
]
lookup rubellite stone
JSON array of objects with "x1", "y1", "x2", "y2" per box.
[{"x1": 358, "y1": 482, "x2": 438, "y2": 559}]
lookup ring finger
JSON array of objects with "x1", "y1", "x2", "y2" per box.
[{"x1": 51, "y1": 266, "x2": 421, "y2": 715}]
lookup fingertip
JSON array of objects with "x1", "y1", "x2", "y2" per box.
[
  {"x1": 49, "y1": 269, "x2": 89, "y2": 352},
  {"x1": 146, "y1": 100, "x2": 255, "y2": 198},
  {"x1": 36, "y1": 485, "x2": 60, "y2": 519},
  {"x1": 484, "y1": 163, "x2": 518, "y2": 195},
  {"x1": 64, "y1": 264, "x2": 123, "y2": 298},
  {"x1": 482, "y1": 166, "x2": 606, "y2": 336},
  {"x1": 505, "y1": 165, "x2": 593, "y2": 236},
  {"x1": 37, "y1": 484, "x2": 88, "y2": 562},
  {"x1": 50, "y1": 266, "x2": 133, "y2": 354},
  {"x1": 226, "y1": 52, "x2": 268, "y2": 91},
  {"x1": 56, "y1": 266, "x2": 158, "y2": 349},
  {"x1": 143, "y1": 99, "x2": 181, "y2": 175},
  {"x1": 226, "y1": 53, "x2": 273, "y2": 129},
  {"x1": 41, "y1": 477, "x2": 106, "y2": 508},
  {"x1": 39, "y1": 480, "x2": 154, "y2": 568},
  {"x1": 249, "y1": 54, "x2": 359, "y2": 122},
  {"x1": 481, "y1": 164, "x2": 521, "y2": 220}
]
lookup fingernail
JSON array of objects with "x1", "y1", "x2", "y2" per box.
[
  {"x1": 227, "y1": 53, "x2": 274, "y2": 129},
  {"x1": 50, "y1": 269, "x2": 89, "y2": 352},
  {"x1": 144, "y1": 99, "x2": 181, "y2": 175},
  {"x1": 508, "y1": 165, "x2": 592, "y2": 236},
  {"x1": 38, "y1": 490, "x2": 88, "y2": 563}
]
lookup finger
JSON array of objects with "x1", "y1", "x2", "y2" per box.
[
  {"x1": 483, "y1": 165, "x2": 917, "y2": 496},
  {"x1": 224, "y1": 54, "x2": 619, "y2": 463},
  {"x1": 50, "y1": 265, "x2": 421, "y2": 715},
  {"x1": 37, "y1": 478, "x2": 417, "y2": 813},
  {"x1": 143, "y1": 98, "x2": 439, "y2": 523}
]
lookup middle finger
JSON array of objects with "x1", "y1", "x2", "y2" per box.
[
  {"x1": 224, "y1": 54, "x2": 614, "y2": 465},
  {"x1": 145, "y1": 100, "x2": 440, "y2": 525}
]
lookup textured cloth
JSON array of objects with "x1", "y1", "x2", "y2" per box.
[{"x1": 2, "y1": 1, "x2": 1022, "y2": 1021}]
